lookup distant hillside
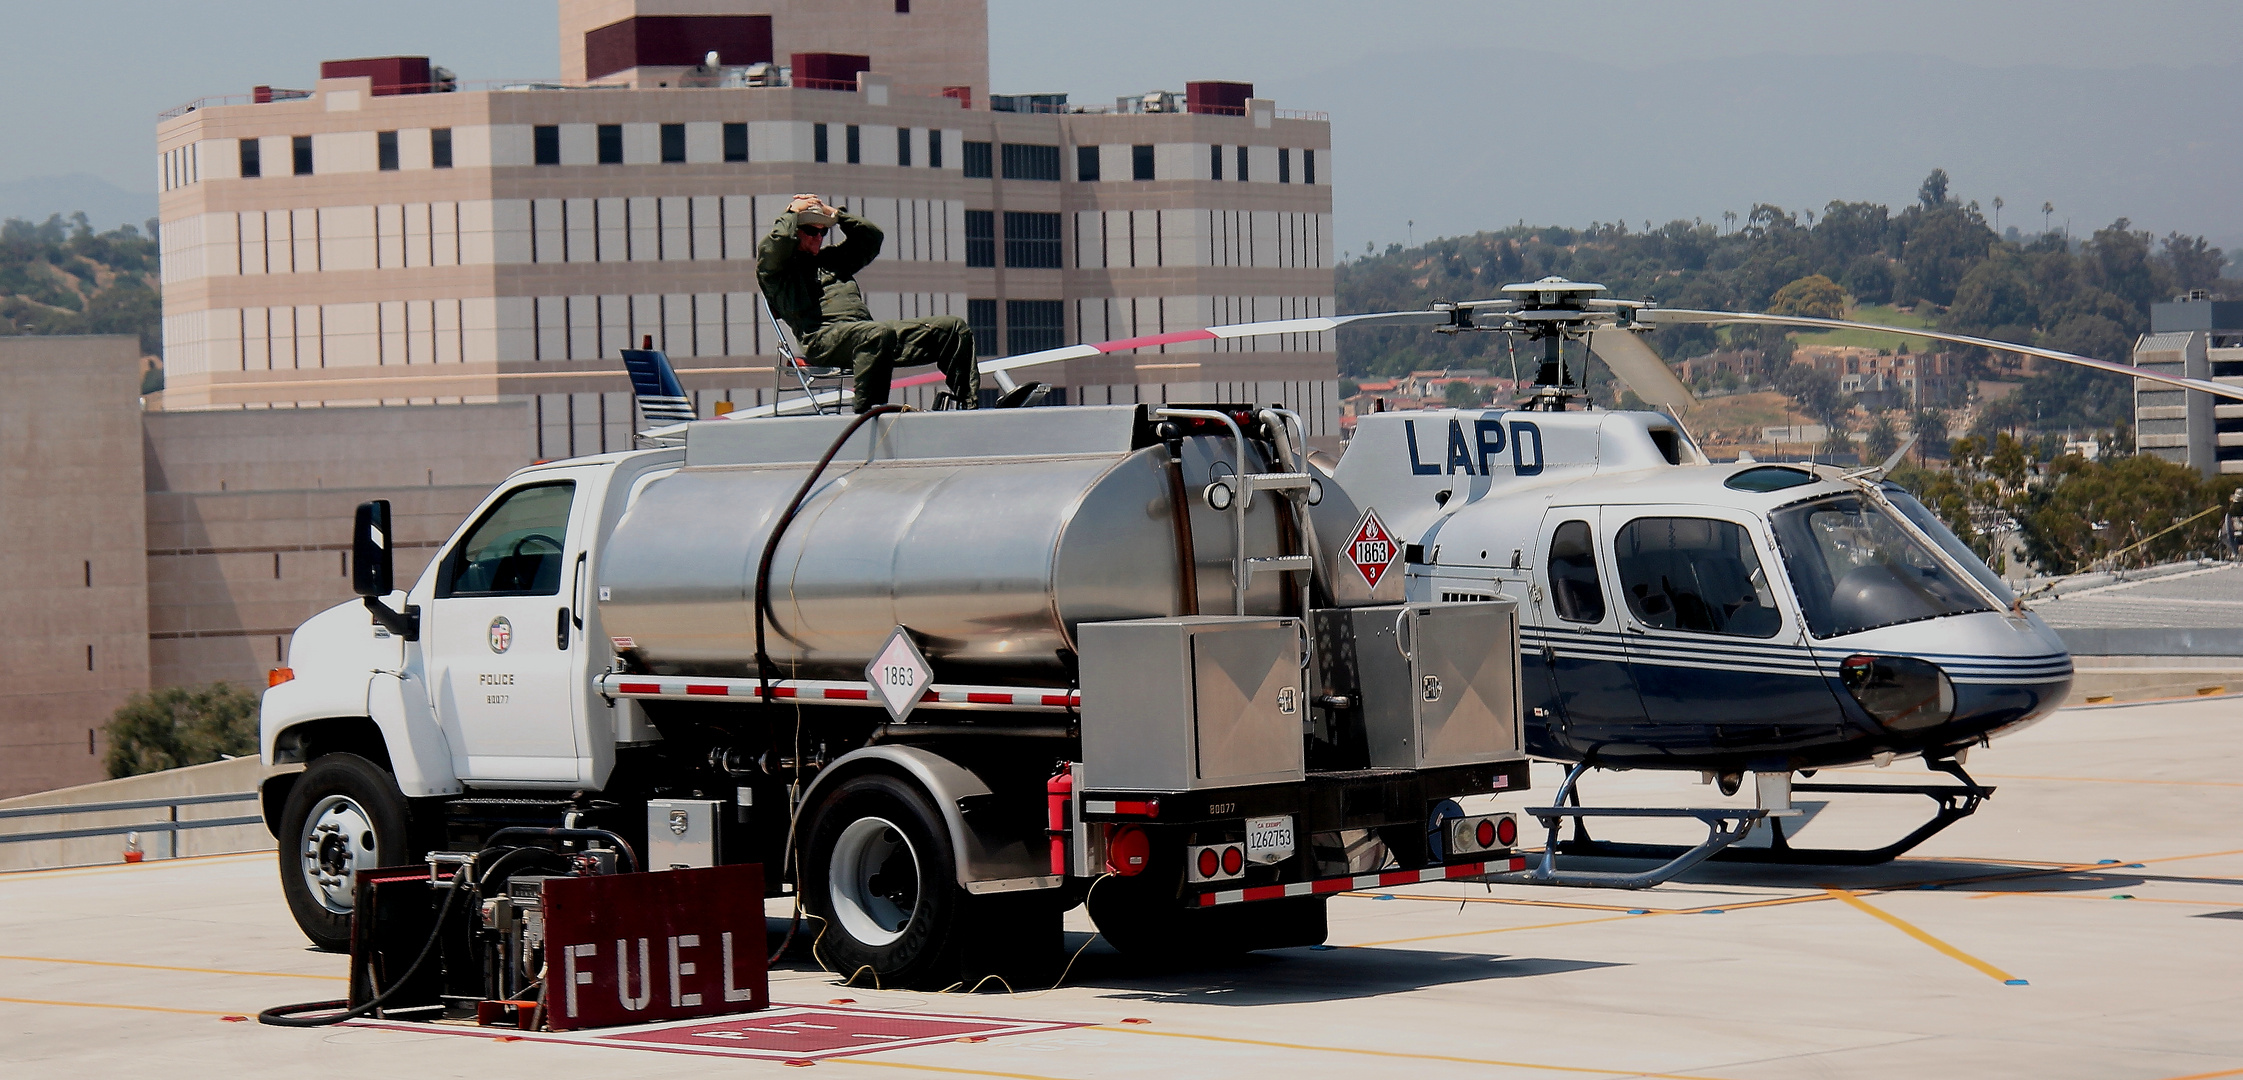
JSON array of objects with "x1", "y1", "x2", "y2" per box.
[
  {"x1": 1334, "y1": 174, "x2": 2229, "y2": 434},
  {"x1": 0, "y1": 213, "x2": 162, "y2": 374},
  {"x1": 0, "y1": 174, "x2": 155, "y2": 234}
]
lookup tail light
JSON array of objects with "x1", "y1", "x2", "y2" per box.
[
  {"x1": 267, "y1": 667, "x2": 294, "y2": 688},
  {"x1": 1447, "y1": 813, "x2": 1519, "y2": 857},
  {"x1": 1187, "y1": 842, "x2": 1246, "y2": 883},
  {"x1": 1839, "y1": 655, "x2": 1955, "y2": 732}
]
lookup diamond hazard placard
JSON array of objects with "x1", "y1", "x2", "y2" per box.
[
  {"x1": 1347, "y1": 508, "x2": 1400, "y2": 589},
  {"x1": 866, "y1": 626, "x2": 932, "y2": 722}
]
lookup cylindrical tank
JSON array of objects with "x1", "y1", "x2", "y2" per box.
[{"x1": 599, "y1": 436, "x2": 1288, "y2": 685}]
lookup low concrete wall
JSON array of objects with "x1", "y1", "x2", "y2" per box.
[
  {"x1": 2055, "y1": 628, "x2": 2243, "y2": 656},
  {"x1": 0, "y1": 756, "x2": 273, "y2": 871}
]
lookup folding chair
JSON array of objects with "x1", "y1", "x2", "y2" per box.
[{"x1": 765, "y1": 299, "x2": 851, "y2": 415}]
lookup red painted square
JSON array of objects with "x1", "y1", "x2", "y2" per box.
[{"x1": 604, "y1": 1008, "x2": 1019, "y2": 1057}]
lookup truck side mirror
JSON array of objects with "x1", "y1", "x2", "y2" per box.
[
  {"x1": 354, "y1": 500, "x2": 395, "y2": 598},
  {"x1": 354, "y1": 500, "x2": 420, "y2": 640}
]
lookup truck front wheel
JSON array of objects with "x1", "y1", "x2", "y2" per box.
[
  {"x1": 277, "y1": 753, "x2": 412, "y2": 951},
  {"x1": 802, "y1": 773, "x2": 1058, "y2": 990}
]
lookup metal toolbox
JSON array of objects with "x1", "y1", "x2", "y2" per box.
[
  {"x1": 646, "y1": 798, "x2": 722, "y2": 870},
  {"x1": 1078, "y1": 616, "x2": 1305, "y2": 792},
  {"x1": 1317, "y1": 601, "x2": 1522, "y2": 770}
]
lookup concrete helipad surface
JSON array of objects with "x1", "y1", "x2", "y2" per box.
[{"x1": 7, "y1": 697, "x2": 2243, "y2": 1080}]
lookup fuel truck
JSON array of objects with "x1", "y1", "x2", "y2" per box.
[{"x1": 258, "y1": 402, "x2": 1529, "y2": 988}]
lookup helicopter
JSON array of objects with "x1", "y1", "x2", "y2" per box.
[{"x1": 629, "y1": 278, "x2": 2243, "y2": 881}]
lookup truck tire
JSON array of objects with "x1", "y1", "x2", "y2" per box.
[
  {"x1": 802, "y1": 773, "x2": 1059, "y2": 990},
  {"x1": 277, "y1": 753, "x2": 413, "y2": 952}
]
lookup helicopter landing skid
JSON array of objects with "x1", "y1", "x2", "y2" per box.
[
  {"x1": 1484, "y1": 760, "x2": 1776, "y2": 889},
  {"x1": 1541, "y1": 758, "x2": 1996, "y2": 872}
]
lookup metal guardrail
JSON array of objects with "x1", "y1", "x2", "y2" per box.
[{"x1": 0, "y1": 791, "x2": 260, "y2": 845}]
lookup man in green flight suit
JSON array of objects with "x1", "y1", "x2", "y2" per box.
[{"x1": 757, "y1": 193, "x2": 979, "y2": 412}]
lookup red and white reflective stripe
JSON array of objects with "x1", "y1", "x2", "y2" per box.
[
  {"x1": 597, "y1": 673, "x2": 1078, "y2": 712},
  {"x1": 1194, "y1": 856, "x2": 1526, "y2": 907}
]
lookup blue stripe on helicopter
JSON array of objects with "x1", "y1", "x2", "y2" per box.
[{"x1": 1518, "y1": 627, "x2": 2070, "y2": 685}]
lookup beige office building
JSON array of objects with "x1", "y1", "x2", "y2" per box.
[{"x1": 153, "y1": 0, "x2": 1340, "y2": 455}]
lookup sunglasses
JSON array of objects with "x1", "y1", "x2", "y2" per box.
[{"x1": 799, "y1": 225, "x2": 830, "y2": 237}]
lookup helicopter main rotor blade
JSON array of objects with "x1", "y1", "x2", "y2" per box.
[
  {"x1": 1587, "y1": 328, "x2": 1698, "y2": 413},
  {"x1": 884, "y1": 309, "x2": 1455, "y2": 389},
  {"x1": 1640, "y1": 309, "x2": 2243, "y2": 404}
]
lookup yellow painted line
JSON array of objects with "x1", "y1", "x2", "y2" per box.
[
  {"x1": 0, "y1": 994, "x2": 235, "y2": 1017},
  {"x1": 1343, "y1": 912, "x2": 1650, "y2": 948},
  {"x1": 2160, "y1": 1066, "x2": 2243, "y2": 1080},
  {"x1": 1823, "y1": 888, "x2": 2023, "y2": 984},
  {"x1": 1341, "y1": 890, "x2": 1665, "y2": 913},
  {"x1": 0, "y1": 954, "x2": 345, "y2": 982},
  {"x1": 1964, "y1": 893, "x2": 2241, "y2": 907},
  {"x1": 1099, "y1": 1025, "x2": 1740, "y2": 1080}
]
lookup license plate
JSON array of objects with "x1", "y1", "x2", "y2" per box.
[{"x1": 1244, "y1": 815, "x2": 1294, "y2": 865}]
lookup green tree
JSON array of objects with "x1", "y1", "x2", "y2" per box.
[
  {"x1": 1775, "y1": 363, "x2": 1843, "y2": 427},
  {"x1": 1864, "y1": 411, "x2": 1903, "y2": 463},
  {"x1": 1917, "y1": 169, "x2": 1951, "y2": 209},
  {"x1": 103, "y1": 683, "x2": 260, "y2": 778},
  {"x1": 1767, "y1": 273, "x2": 1845, "y2": 319},
  {"x1": 1910, "y1": 408, "x2": 1950, "y2": 462},
  {"x1": 1444, "y1": 380, "x2": 1483, "y2": 408}
]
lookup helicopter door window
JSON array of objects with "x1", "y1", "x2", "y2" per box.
[
  {"x1": 1547, "y1": 519, "x2": 1606, "y2": 623},
  {"x1": 1614, "y1": 517, "x2": 1782, "y2": 638},
  {"x1": 1770, "y1": 495, "x2": 1989, "y2": 637},
  {"x1": 437, "y1": 482, "x2": 576, "y2": 597}
]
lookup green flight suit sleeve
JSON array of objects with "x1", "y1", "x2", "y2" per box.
[
  {"x1": 757, "y1": 209, "x2": 804, "y2": 286},
  {"x1": 823, "y1": 210, "x2": 885, "y2": 277}
]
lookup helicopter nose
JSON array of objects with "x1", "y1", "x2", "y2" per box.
[{"x1": 1837, "y1": 654, "x2": 1956, "y2": 732}]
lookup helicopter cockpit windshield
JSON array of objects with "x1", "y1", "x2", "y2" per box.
[{"x1": 1770, "y1": 490, "x2": 1999, "y2": 637}]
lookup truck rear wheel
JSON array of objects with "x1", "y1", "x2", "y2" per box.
[
  {"x1": 802, "y1": 773, "x2": 1058, "y2": 990},
  {"x1": 277, "y1": 753, "x2": 412, "y2": 952}
]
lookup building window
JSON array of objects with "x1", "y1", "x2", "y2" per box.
[
  {"x1": 1003, "y1": 210, "x2": 1062, "y2": 268},
  {"x1": 846, "y1": 124, "x2": 861, "y2": 164},
  {"x1": 896, "y1": 0, "x2": 910, "y2": 11},
  {"x1": 1209, "y1": 144, "x2": 1222, "y2": 181},
  {"x1": 1132, "y1": 144, "x2": 1154, "y2": 181},
  {"x1": 1075, "y1": 145, "x2": 1100, "y2": 182},
  {"x1": 723, "y1": 122, "x2": 748, "y2": 162},
  {"x1": 897, "y1": 127, "x2": 912, "y2": 167},
  {"x1": 1006, "y1": 299, "x2": 1065, "y2": 354},
  {"x1": 598, "y1": 124, "x2": 623, "y2": 164},
  {"x1": 291, "y1": 135, "x2": 313, "y2": 175},
  {"x1": 1279, "y1": 147, "x2": 1290, "y2": 183},
  {"x1": 238, "y1": 138, "x2": 261, "y2": 178},
  {"x1": 431, "y1": 127, "x2": 453, "y2": 168},
  {"x1": 534, "y1": 125, "x2": 560, "y2": 166},
  {"x1": 1001, "y1": 143, "x2": 1060, "y2": 181},
  {"x1": 1304, "y1": 148, "x2": 1315, "y2": 185},
  {"x1": 967, "y1": 298, "x2": 997, "y2": 356},
  {"x1": 376, "y1": 130, "x2": 399, "y2": 171},
  {"x1": 963, "y1": 140, "x2": 992, "y2": 178},
  {"x1": 660, "y1": 123, "x2": 686, "y2": 163},
  {"x1": 813, "y1": 123, "x2": 829, "y2": 163},
  {"x1": 929, "y1": 129, "x2": 943, "y2": 169},
  {"x1": 965, "y1": 210, "x2": 995, "y2": 267},
  {"x1": 1236, "y1": 145, "x2": 1248, "y2": 182}
]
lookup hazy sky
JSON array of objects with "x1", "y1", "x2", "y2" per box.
[{"x1": 5, "y1": 1, "x2": 2237, "y2": 256}]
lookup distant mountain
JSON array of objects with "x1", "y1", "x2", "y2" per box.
[{"x1": 0, "y1": 174, "x2": 156, "y2": 234}]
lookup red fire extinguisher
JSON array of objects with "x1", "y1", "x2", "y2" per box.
[{"x1": 1045, "y1": 764, "x2": 1072, "y2": 877}]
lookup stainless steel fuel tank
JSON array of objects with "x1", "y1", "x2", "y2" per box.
[{"x1": 598, "y1": 406, "x2": 1292, "y2": 684}]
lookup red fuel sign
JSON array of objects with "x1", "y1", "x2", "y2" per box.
[
  {"x1": 1347, "y1": 508, "x2": 1400, "y2": 588},
  {"x1": 540, "y1": 863, "x2": 768, "y2": 1031}
]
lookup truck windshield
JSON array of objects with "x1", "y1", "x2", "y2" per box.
[{"x1": 1769, "y1": 493, "x2": 1991, "y2": 638}]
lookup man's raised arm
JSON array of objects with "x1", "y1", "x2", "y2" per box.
[{"x1": 826, "y1": 210, "x2": 885, "y2": 276}]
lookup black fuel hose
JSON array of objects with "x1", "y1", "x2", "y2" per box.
[
  {"x1": 487, "y1": 827, "x2": 640, "y2": 873},
  {"x1": 755, "y1": 404, "x2": 904, "y2": 702},
  {"x1": 256, "y1": 862, "x2": 471, "y2": 1027}
]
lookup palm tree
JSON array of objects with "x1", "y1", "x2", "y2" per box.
[
  {"x1": 1722, "y1": 210, "x2": 1738, "y2": 234},
  {"x1": 2041, "y1": 202, "x2": 2054, "y2": 234},
  {"x1": 1992, "y1": 196, "x2": 2004, "y2": 232}
]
